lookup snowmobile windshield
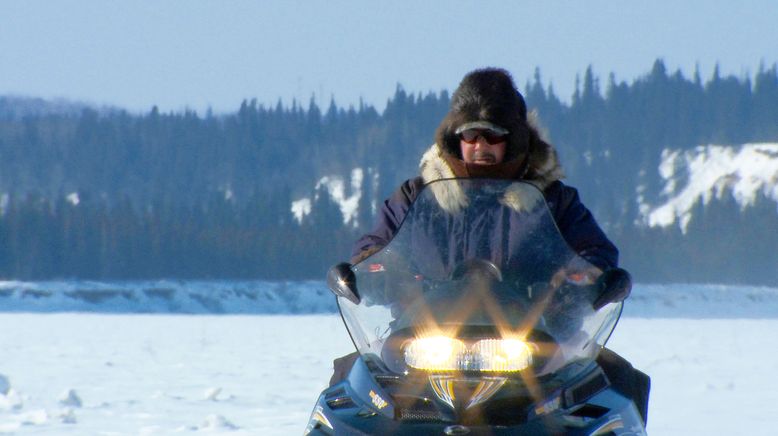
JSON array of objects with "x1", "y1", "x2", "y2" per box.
[{"x1": 339, "y1": 179, "x2": 622, "y2": 377}]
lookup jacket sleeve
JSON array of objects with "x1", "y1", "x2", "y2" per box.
[
  {"x1": 350, "y1": 177, "x2": 424, "y2": 264},
  {"x1": 544, "y1": 181, "x2": 619, "y2": 270}
]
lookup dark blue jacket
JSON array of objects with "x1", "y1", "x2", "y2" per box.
[{"x1": 352, "y1": 177, "x2": 618, "y2": 271}]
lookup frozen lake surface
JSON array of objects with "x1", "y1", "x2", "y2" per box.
[{"x1": 1, "y1": 282, "x2": 778, "y2": 434}]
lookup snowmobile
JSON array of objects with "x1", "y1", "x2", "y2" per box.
[{"x1": 306, "y1": 179, "x2": 647, "y2": 435}]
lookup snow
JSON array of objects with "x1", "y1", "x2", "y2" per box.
[
  {"x1": 0, "y1": 388, "x2": 22, "y2": 412},
  {"x1": 316, "y1": 169, "x2": 362, "y2": 226},
  {"x1": 642, "y1": 143, "x2": 778, "y2": 232},
  {"x1": 1, "y1": 282, "x2": 778, "y2": 434},
  {"x1": 291, "y1": 168, "x2": 366, "y2": 226},
  {"x1": 0, "y1": 313, "x2": 353, "y2": 435},
  {"x1": 66, "y1": 192, "x2": 80, "y2": 206},
  {"x1": 0, "y1": 280, "x2": 336, "y2": 314},
  {"x1": 58, "y1": 390, "x2": 82, "y2": 408},
  {"x1": 290, "y1": 198, "x2": 311, "y2": 223},
  {"x1": 621, "y1": 283, "x2": 778, "y2": 318},
  {"x1": 4, "y1": 280, "x2": 778, "y2": 317}
]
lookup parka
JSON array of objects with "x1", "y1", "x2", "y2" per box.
[{"x1": 351, "y1": 142, "x2": 619, "y2": 272}]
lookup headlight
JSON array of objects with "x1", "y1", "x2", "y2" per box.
[
  {"x1": 404, "y1": 336, "x2": 467, "y2": 371},
  {"x1": 471, "y1": 339, "x2": 532, "y2": 372},
  {"x1": 404, "y1": 336, "x2": 533, "y2": 372}
]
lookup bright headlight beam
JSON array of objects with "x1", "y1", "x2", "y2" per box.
[
  {"x1": 404, "y1": 337, "x2": 533, "y2": 372},
  {"x1": 404, "y1": 336, "x2": 466, "y2": 371},
  {"x1": 472, "y1": 339, "x2": 532, "y2": 372}
]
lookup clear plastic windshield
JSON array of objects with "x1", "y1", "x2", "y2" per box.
[{"x1": 339, "y1": 179, "x2": 621, "y2": 377}]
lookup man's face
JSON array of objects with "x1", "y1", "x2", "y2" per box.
[{"x1": 460, "y1": 133, "x2": 506, "y2": 165}]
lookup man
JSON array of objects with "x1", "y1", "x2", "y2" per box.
[
  {"x1": 335, "y1": 68, "x2": 649, "y2": 424},
  {"x1": 352, "y1": 68, "x2": 616, "y2": 272}
]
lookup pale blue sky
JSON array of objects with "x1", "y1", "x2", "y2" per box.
[{"x1": 2, "y1": 1, "x2": 776, "y2": 113}]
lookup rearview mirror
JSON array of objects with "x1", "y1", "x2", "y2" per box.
[{"x1": 327, "y1": 262, "x2": 360, "y2": 304}]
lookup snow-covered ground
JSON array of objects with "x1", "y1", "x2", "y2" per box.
[
  {"x1": 0, "y1": 280, "x2": 336, "y2": 314},
  {"x1": 1, "y1": 282, "x2": 777, "y2": 434},
  {"x1": 0, "y1": 314, "x2": 352, "y2": 435}
]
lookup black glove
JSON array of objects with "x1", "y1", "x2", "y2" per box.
[{"x1": 593, "y1": 268, "x2": 632, "y2": 310}]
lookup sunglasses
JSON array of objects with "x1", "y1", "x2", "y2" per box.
[{"x1": 458, "y1": 128, "x2": 508, "y2": 145}]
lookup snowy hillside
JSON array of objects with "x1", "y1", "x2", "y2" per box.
[
  {"x1": 294, "y1": 143, "x2": 778, "y2": 237},
  {"x1": 640, "y1": 143, "x2": 778, "y2": 232},
  {"x1": 291, "y1": 167, "x2": 379, "y2": 227}
]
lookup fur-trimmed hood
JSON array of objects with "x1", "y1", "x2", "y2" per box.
[
  {"x1": 419, "y1": 111, "x2": 564, "y2": 214},
  {"x1": 420, "y1": 111, "x2": 564, "y2": 190},
  {"x1": 435, "y1": 68, "x2": 531, "y2": 163}
]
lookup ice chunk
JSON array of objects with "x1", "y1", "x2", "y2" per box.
[
  {"x1": 20, "y1": 409, "x2": 49, "y2": 425},
  {"x1": 59, "y1": 389, "x2": 83, "y2": 408},
  {"x1": 0, "y1": 388, "x2": 23, "y2": 411},
  {"x1": 58, "y1": 407, "x2": 78, "y2": 424},
  {"x1": 0, "y1": 374, "x2": 9, "y2": 395},
  {"x1": 199, "y1": 414, "x2": 238, "y2": 430},
  {"x1": 203, "y1": 386, "x2": 222, "y2": 401}
]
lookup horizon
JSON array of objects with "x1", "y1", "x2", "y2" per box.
[
  {"x1": 3, "y1": 59, "x2": 773, "y2": 116},
  {"x1": 2, "y1": 1, "x2": 777, "y2": 114}
]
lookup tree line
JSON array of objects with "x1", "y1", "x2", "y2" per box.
[{"x1": 0, "y1": 60, "x2": 776, "y2": 283}]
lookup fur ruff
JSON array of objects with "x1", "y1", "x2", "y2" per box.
[
  {"x1": 419, "y1": 145, "x2": 469, "y2": 214},
  {"x1": 419, "y1": 112, "x2": 563, "y2": 214}
]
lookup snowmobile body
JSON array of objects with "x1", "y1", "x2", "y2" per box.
[{"x1": 307, "y1": 179, "x2": 647, "y2": 435}]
